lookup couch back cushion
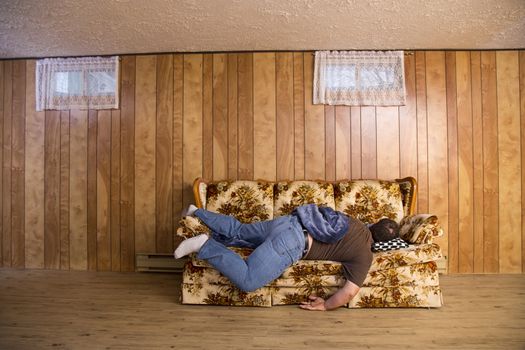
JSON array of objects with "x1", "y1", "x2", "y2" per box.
[
  {"x1": 205, "y1": 181, "x2": 274, "y2": 223},
  {"x1": 334, "y1": 180, "x2": 404, "y2": 224},
  {"x1": 274, "y1": 181, "x2": 336, "y2": 217}
]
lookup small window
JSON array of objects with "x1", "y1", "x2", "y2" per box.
[
  {"x1": 36, "y1": 56, "x2": 119, "y2": 111},
  {"x1": 313, "y1": 51, "x2": 405, "y2": 106}
]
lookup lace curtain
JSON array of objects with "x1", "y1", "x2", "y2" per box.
[
  {"x1": 313, "y1": 51, "x2": 406, "y2": 106},
  {"x1": 36, "y1": 56, "x2": 119, "y2": 111}
]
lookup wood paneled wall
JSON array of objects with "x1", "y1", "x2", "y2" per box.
[{"x1": 0, "y1": 51, "x2": 523, "y2": 273}]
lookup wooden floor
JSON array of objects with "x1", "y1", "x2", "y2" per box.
[{"x1": 0, "y1": 270, "x2": 524, "y2": 350}]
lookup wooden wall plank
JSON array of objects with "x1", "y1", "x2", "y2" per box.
[
  {"x1": 415, "y1": 51, "x2": 429, "y2": 213},
  {"x1": 325, "y1": 105, "x2": 336, "y2": 182},
  {"x1": 376, "y1": 107, "x2": 400, "y2": 180},
  {"x1": 2, "y1": 61, "x2": 12, "y2": 267},
  {"x1": 135, "y1": 55, "x2": 157, "y2": 254},
  {"x1": 183, "y1": 54, "x2": 203, "y2": 208},
  {"x1": 156, "y1": 54, "x2": 174, "y2": 254},
  {"x1": 446, "y1": 52, "x2": 459, "y2": 273},
  {"x1": 471, "y1": 51, "x2": 484, "y2": 273},
  {"x1": 96, "y1": 111, "x2": 111, "y2": 270},
  {"x1": 304, "y1": 53, "x2": 325, "y2": 180},
  {"x1": 399, "y1": 52, "x2": 418, "y2": 178},
  {"x1": 350, "y1": 107, "x2": 362, "y2": 179},
  {"x1": 173, "y1": 55, "x2": 184, "y2": 225},
  {"x1": 0, "y1": 61, "x2": 3, "y2": 267},
  {"x1": 24, "y1": 60, "x2": 45, "y2": 269},
  {"x1": 228, "y1": 54, "x2": 238, "y2": 180},
  {"x1": 59, "y1": 111, "x2": 70, "y2": 270},
  {"x1": 253, "y1": 53, "x2": 277, "y2": 180},
  {"x1": 496, "y1": 51, "x2": 522, "y2": 273},
  {"x1": 481, "y1": 51, "x2": 499, "y2": 273},
  {"x1": 520, "y1": 51, "x2": 525, "y2": 274},
  {"x1": 276, "y1": 52, "x2": 294, "y2": 181},
  {"x1": 456, "y1": 51, "x2": 474, "y2": 273},
  {"x1": 44, "y1": 110, "x2": 60, "y2": 269},
  {"x1": 87, "y1": 110, "x2": 97, "y2": 270},
  {"x1": 213, "y1": 54, "x2": 228, "y2": 180},
  {"x1": 202, "y1": 54, "x2": 213, "y2": 181},
  {"x1": 110, "y1": 109, "x2": 121, "y2": 271},
  {"x1": 293, "y1": 53, "x2": 305, "y2": 180},
  {"x1": 360, "y1": 107, "x2": 377, "y2": 179},
  {"x1": 335, "y1": 106, "x2": 351, "y2": 180},
  {"x1": 11, "y1": 60, "x2": 26, "y2": 268},
  {"x1": 237, "y1": 53, "x2": 253, "y2": 180},
  {"x1": 119, "y1": 56, "x2": 135, "y2": 272},
  {"x1": 69, "y1": 110, "x2": 88, "y2": 270},
  {"x1": 425, "y1": 51, "x2": 449, "y2": 260}
]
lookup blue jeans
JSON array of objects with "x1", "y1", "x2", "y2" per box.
[{"x1": 195, "y1": 209, "x2": 305, "y2": 292}]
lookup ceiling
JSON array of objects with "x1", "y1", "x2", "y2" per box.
[{"x1": 1, "y1": 0, "x2": 524, "y2": 59}]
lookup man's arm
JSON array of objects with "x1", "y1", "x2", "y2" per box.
[{"x1": 299, "y1": 280, "x2": 360, "y2": 311}]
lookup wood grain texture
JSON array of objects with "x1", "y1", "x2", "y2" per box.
[
  {"x1": 183, "y1": 54, "x2": 203, "y2": 207},
  {"x1": 376, "y1": 107, "x2": 399, "y2": 180},
  {"x1": 2, "y1": 61, "x2": 12, "y2": 267},
  {"x1": 227, "y1": 54, "x2": 239, "y2": 180},
  {"x1": 360, "y1": 107, "x2": 376, "y2": 179},
  {"x1": 253, "y1": 53, "x2": 277, "y2": 180},
  {"x1": 44, "y1": 110, "x2": 60, "y2": 269},
  {"x1": 425, "y1": 51, "x2": 449, "y2": 260},
  {"x1": 96, "y1": 111, "x2": 111, "y2": 270},
  {"x1": 87, "y1": 110, "x2": 97, "y2": 270},
  {"x1": 1, "y1": 271, "x2": 524, "y2": 350},
  {"x1": 59, "y1": 111, "x2": 70, "y2": 270},
  {"x1": 456, "y1": 51, "x2": 474, "y2": 273},
  {"x1": 156, "y1": 54, "x2": 173, "y2": 254},
  {"x1": 69, "y1": 110, "x2": 88, "y2": 270},
  {"x1": 293, "y1": 53, "x2": 305, "y2": 180},
  {"x1": 481, "y1": 51, "x2": 499, "y2": 273},
  {"x1": 276, "y1": 52, "x2": 294, "y2": 181},
  {"x1": 335, "y1": 106, "x2": 351, "y2": 180},
  {"x1": 237, "y1": 53, "x2": 253, "y2": 180},
  {"x1": 24, "y1": 60, "x2": 45, "y2": 269},
  {"x1": 470, "y1": 51, "x2": 484, "y2": 273},
  {"x1": 213, "y1": 54, "x2": 228, "y2": 180},
  {"x1": 202, "y1": 54, "x2": 213, "y2": 181},
  {"x1": 496, "y1": 51, "x2": 522, "y2": 273},
  {"x1": 119, "y1": 56, "x2": 135, "y2": 272},
  {"x1": 1, "y1": 50, "x2": 525, "y2": 273},
  {"x1": 415, "y1": 51, "x2": 429, "y2": 213},
  {"x1": 446, "y1": 52, "x2": 459, "y2": 274},
  {"x1": 11, "y1": 60, "x2": 25, "y2": 268},
  {"x1": 135, "y1": 55, "x2": 157, "y2": 254},
  {"x1": 520, "y1": 51, "x2": 525, "y2": 274},
  {"x1": 303, "y1": 53, "x2": 325, "y2": 180}
]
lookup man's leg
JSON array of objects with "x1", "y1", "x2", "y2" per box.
[{"x1": 197, "y1": 215, "x2": 305, "y2": 292}]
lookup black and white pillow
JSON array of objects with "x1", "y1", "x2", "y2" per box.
[{"x1": 371, "y1": 237, "x2": 409, "y2": 252}]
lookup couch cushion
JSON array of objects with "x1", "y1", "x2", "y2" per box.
[
  {"x1": 334, "y1": 180, "x2": 405, "y2": 224},
  {"x1": 273, "y1": 181, "x2": 336, "y2": 217},
  {"x1": 204, "y1": 180, "x2": 274, "y2": 223}
]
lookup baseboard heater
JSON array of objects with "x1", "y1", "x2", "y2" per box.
[{"x1": 136, "y1": 253, "x2": 187, "y2": 273}]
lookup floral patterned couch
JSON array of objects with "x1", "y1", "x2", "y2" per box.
[{"x1": 176, "y1": 177, "x2": 444, "y2": 308}]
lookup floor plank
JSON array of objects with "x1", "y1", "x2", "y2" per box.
[{"x1": 0, "y1": 270, "x2": 523, "y2": 349}]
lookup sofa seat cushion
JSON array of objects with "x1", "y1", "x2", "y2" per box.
[
  {"x1": 274, "y1": 181, "x2": 335, "y2": 217},
  {"x1": 204, "y1": 180, "x2": 274, "y2": 223},
  {"x1": 189, "y1": 243, "x2": 442, "y2": 273},
  {"x1": 334, "y1": 180, "x2": 405, "y2": 224}
]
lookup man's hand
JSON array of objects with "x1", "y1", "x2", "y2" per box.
[{"x1": 300, "y1": 295, "x2": 326, "y2": 311}]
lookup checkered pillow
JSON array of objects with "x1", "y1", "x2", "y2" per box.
[{"x1": 371, "y1": 237, "x2": 409, "y2": 252}]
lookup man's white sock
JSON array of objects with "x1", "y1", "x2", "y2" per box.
[
  {"x1": 181, "y1": 204, "x2": 199, "y2": 217},
  {"x1": 174, "y1": 234, "x2": 208, "y2": 259}
]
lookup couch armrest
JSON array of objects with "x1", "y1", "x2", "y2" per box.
[
  {"x1": 399, "y1": 214, "x2": 444, "y2": 244},
  {"x1": 176, "y1": 216, "x2": 211, "y2": 240}
]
